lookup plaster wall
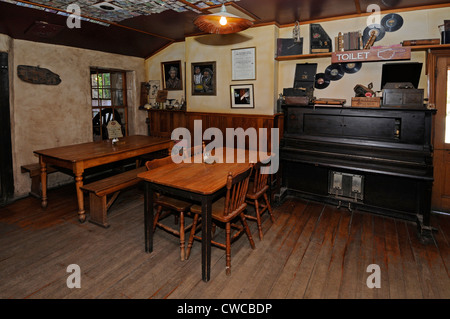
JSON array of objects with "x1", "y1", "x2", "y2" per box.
[{"x1": 10, "y1": 40, "x2": 145, "y2": 197}]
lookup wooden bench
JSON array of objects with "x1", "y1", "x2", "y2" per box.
[
  {"x1": 80, "y1": 166, "x2": 147, "y2": 228},
  {"x1": 21, "y1": 163, "x2": 58, "y2": 198}
]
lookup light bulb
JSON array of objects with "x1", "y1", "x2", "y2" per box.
[{"x1": 219, "y1": 16, "x2": 227, "y2": 26}]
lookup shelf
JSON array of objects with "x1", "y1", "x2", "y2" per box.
[{"x1": 275, "y1": 44, "x2": 450, "y2": 61}]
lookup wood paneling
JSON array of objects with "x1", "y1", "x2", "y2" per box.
[{"x1": 146, "y1": 109, "x2": 283, "y2": 150}]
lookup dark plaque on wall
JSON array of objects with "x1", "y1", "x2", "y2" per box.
[
  {"x1": 277, "y1": 38, "x2": 303, "y2": 57},
  {"x1": 17, "y1": 65, "x2": 61, "y2": 85}
]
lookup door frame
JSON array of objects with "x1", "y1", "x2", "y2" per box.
[
  {"x1": 428, "y1": 49, "x2": 450, "y2": 212},
  {"x1": 0, "y1": 52, "x2": 14, "y2": 205}
]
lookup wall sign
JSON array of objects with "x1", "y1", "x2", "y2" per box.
[
  {"x1": 17, "y1": 65, "x2": 61, "y2": 85},
  {"x1": 232, "y1": 47, "x2": 256, "y2": 81},
  {"x1": 331, "y1": 46, "x2": 411, "y2": 64}
]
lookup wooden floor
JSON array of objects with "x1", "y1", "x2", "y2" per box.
[{"x1": 0, "y1": 184, "x2": 449, "y2": 299}]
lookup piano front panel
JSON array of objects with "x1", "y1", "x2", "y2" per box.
[{"x1": 280, "y1": 105, "x2": 436, "y2": 232}]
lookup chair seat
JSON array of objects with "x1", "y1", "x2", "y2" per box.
[
  {"x1": 156, "y1": 195, "x2": 192, "y2": 212},
  {"x1": 190, "y1": 198, "x2": 247, "y2": 223},
  {"x1": 246, "y1": 183, "x2": 269, "y2": 200}
]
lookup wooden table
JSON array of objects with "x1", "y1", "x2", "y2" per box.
[
  {"x1": 34, "y1": 135, "x2": 173, "y2": 223},
  {"x1": 138, "y1": 148, "x2": 268, "y2": 282}
]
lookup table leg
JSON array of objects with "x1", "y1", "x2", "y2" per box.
[
  {"x1": 74, "y1": 172, "x2": 86, "y2": 223},
  {"x1": 144, "y1": 183, "x2": 154, "y2": 253},
  {"x1": 39, "y1": 157, "x2": 47, "y2": 208},
  {"x1": 201, "y1": 195, "x2": 212, "y2": 282}
]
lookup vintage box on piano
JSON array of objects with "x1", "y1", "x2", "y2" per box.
[
  {"x1": 283, "y1": 63, "x2": 317, "y2": 105},
  {"x1": 380, "y1": 63, "x2": 424, "y2": 108}
]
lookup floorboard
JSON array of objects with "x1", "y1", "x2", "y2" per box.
[{"x1": 0, "y1": 185, "x2": 449, "y2": 299}]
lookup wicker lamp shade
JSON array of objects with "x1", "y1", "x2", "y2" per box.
[{"x1": 194, "y1": 4, "x2": 253, "y2": 34}]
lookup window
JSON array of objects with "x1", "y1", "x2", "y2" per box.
[{"x1": 90, "y1": 68, "x2": 128, "y2": 141}]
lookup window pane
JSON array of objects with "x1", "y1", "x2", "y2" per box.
[
  {"x1": 92, "y1": 89, "x2": 98, "y2": 99},
  {"x1": 103, "y1": 89, "x2": 111, "y2": 99},
  {"x1": 91, "y1": 99, "x2": 98, "y2": 107},
  {"x1": 111, "y1": 73, "x2": 123, "y2": 89},
  {"x1": 91, "y1": 74, "x2": 98, "y2": 88},
  {"x1": 112, "y1": 90, "x2": 123, "y2": 106},
  {"x1": 103, "y1": 73, "x2": 111, "y2": 87},
  {"x1": 101, "y1": 100, "x2": 111, "y2": 106}
]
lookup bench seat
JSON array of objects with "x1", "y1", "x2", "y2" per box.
[
  {"x1": 21, "y1": 163, "x2": 58, "y2": 198},
  {"x1": 80, "y1": 166, "x2": 147, "y2": 228}
]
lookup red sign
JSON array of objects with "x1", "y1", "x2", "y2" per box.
[{"x1": 331, "y1": 46, "x2": 411, "y2": 64}]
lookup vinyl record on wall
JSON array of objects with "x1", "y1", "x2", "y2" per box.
[
  {"x1": 314, "y1": 73, "x2": 330, "y2": 89},
  {"x1": 363, "y1": 24, "x2": 386, "y2": 44},
  {"x1": 342, "y1": 62, "x2": 362, "y2": 74},
  {"x1": 325, "y1": 64, "x2": 344, "y2": 81},
  {"x1": 381, "y1": 13, "x2": 404, "y2": 32}
]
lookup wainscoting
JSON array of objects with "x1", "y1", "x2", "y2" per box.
[{"x1": 144, "y1": 109, "x2": 284, "y2": 150}]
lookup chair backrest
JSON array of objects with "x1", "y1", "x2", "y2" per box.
[
  {"x1": 223, "y1": 165, "x2": 253, "y2": 216},
  {"x1": 145, "y1": 155, "x2": 174, "y2": 171},
  {"x1": 251, "y1": 162, "x2": 270, "y2": 194}
]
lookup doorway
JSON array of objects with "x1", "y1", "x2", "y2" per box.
[
  {"x1": 430, "y1": 50, "x2": 450, "y2": 213},
  {"x1": 0, "y1": 52, "x2": 14, "y2": 205}
]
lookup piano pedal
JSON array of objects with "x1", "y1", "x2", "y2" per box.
[{"x1": 337, "y1": 200, "x2": 353, "y2": 212}]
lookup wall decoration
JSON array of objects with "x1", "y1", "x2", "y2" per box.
[
  {"x1": 231, "y1": 47, "x2": 256, "y2": 81},
  {"x1": 230, "y1": 84, "x2": 254, "y2": 108},
  {"x1": 161, "y1": 61, "x2": 183, "y2": 90},
  {"x1": 148, "y1": 80, "x2": 160, "y2": 98},
  {"x1": 17, "y1": 65, "x2": 61, "y2": 85},
  {"x1": 192, "y1": 62, "x2": 216, "y2": 96}
]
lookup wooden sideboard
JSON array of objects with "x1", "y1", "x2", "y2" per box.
[{"x1": 142, "y1": 108, "x2": 283, "y2": 149}]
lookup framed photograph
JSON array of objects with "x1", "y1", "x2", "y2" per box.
[
  {"x1": 161, "y1": 60, "x2": 183, "y2": 90},
  {"x1": 192, "y1": 62, "x2": 216, "y2": 96},
  {"x1": 148, "y1": 80, "x2": 160, "y2": 99},
  {"x1": 230, "y1": 84, "x2": 254, "y2": 108},
  {"x1": 231, "y1": 47, "x2": 256, "y2": 81}
]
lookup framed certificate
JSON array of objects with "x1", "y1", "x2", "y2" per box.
[{"x1": 231, "y1": 47, "x2": 256, "y2": 81}]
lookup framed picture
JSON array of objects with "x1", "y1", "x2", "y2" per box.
[
  {"x1": 230, "y1": 84, "x2": 254, "y2": 108},
  {"x1": 161, "y1": 60, "x2": 183, "y2": 90},
  {"x1": 192, "y1": 62, "x2": 216, "y2": 96},
  {"x1": 148, "y1": 80, "x2": 160, "y2": 99},
  {"x1": 232, "y1": 47, "x2": 256, "y2": 81}
]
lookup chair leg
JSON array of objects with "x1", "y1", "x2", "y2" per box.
[
  {"x1": 153, "y1": 205, "x2": 162, "y2": 231},
  {"x1": 254, "y1": 199, "x2": 264, "y2": 240},
  {"x1": 240, "y1": 213, "x2": 256, "y2": 250},
  {"x1": 264, "y1": 193, "x2": 275, "y2": 223},
  {"x1": 179, "y1": 212, "x2": 185, "y2": 261},
  {"x1": 225, "y1": 222, "x2": 231, "y2": 276},
  {"x1": 186, "y1": 213, "x2": 200, "y2": 260}
]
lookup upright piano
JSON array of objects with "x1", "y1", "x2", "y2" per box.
[{"x1": 280, "y1": 104, "x2": 436, "y2": 242}]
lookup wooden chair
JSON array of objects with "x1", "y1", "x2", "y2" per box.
[
  {"x1": 244, "y1": 162, "x2": 275, "y2": 240},
  {"x1": 186, "y1": 165, "x2": 256, "y2": 275},
  {"x1": 145, "y1": 156, "x2": 193, "y2": 261}
]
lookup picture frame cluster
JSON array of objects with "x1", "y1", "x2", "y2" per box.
[{"x1": 159, "y1": 47, "x2": 256, "y2": 109}]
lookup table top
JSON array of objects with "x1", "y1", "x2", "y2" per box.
[
  {"x1": 34, "y1": 135, "x2": 172, "y2": 163},
  {"x1": 138, "y1": 148, "x2": 269, "y2": 195}
]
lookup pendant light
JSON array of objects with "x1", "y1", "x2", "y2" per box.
[{"x1": 194, "y1": 1, "x2": 253, "y2": 35}]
